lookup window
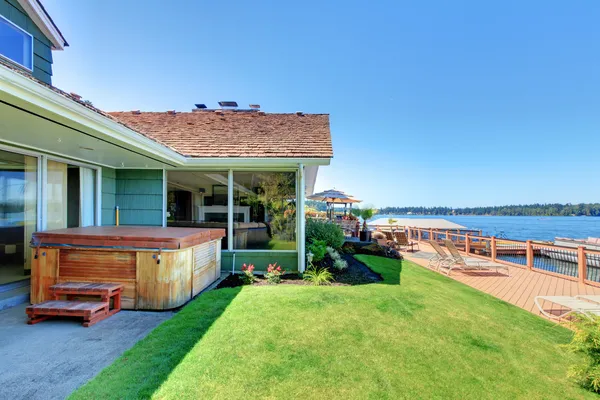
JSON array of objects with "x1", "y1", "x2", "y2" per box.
[
  {"x1": 166, "y1": 171, "x2": 231, "y2": 249},
  {"x1": 0, "y1": 15, "x2": 33, "y2": 71},
  {"x1": 233, "y1": 171, "x2": 296, "y2": 250}
]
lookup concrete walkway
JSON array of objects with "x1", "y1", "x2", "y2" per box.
[{"x1": 0, "y1": 304, "x2": 173, "y2": 400}]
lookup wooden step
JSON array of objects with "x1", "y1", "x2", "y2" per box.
[{"x1": 26, "y1": 300, "x2": 110, "y2": 327}]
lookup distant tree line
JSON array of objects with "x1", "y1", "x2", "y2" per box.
[{"x1": 377, "y1": 203, "x2": 600, "y2": 217}]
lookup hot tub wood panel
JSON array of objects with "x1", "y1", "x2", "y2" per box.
[
  {"x1": 30, "y1": 249, "x2": 58, "y2": 304},
  {"x1": 54, "y1": 249, "x2": 137, "y2": 308},
  {"x1": 136, "y1": 250, "x2": 193, "y2": 310}
]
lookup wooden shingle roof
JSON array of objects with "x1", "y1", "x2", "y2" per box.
[{"x1": 108, "y1": 111, "x2": 333, "y2": 158}]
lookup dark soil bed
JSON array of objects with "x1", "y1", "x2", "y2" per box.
[{"x1": 216, "y1": 255, "x2": 382, "y2": 289}]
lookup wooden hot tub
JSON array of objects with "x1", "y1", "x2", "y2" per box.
[{"x1": 30, "y1": 226, "x2": 225, "y2": 310}]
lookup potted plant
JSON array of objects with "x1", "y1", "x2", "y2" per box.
[{"x1": 352, "y1": 206, "x2": 375, "y2": 242}]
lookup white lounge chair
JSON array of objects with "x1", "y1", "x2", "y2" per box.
[
  {"x1": 427, "y1": 240, "x2": 453, "y2": 270},
  {"x1": 534, "y1": 296, "x2": 600, "y2": 320},
  {"x1": 575, "y1": 295, "x2": 600, "y2": 305},
  {"x1": 443, "y1": 240, "x2": 510, "y2": 276}
]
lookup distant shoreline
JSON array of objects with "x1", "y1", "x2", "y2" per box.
[{"x1": 376, "y1": 213, "x2": 597, "y2": 217}]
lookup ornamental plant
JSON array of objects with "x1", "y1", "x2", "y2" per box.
[
  {"x1": 240, "y1": 263, "x2": 256, "y2": 285},
  {"x1": 265, "y1": 263, "x2": 285, "y2": 284},
  {"x1": 565, "y1": 315, "x2": 600, "y2": 393}
]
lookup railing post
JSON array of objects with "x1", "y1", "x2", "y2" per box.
[
  {"x1": 417, "y1": 228, "x2": 422, "y2": 242},
  {"x1": 429, "y1": 228, "x2": 433, "y2": 241},
  {"x1": 465, "y1": 234, "x2": 470, "y2": 254},
  {"x1": 578, "y1": 246, "x2": 587, "y2": 284},
  {"x1": 445, "y1": 230, "x2": 450, "y2": 242},
  {"x1": 408, "y1": 227, "x2": 412, "y2": 240},
  {"x1": 491, "y1": 236, "x2": 497, "y2": 262},
  {"x1": 526, "y1": 240, "x2": 533, "y2": 270}
]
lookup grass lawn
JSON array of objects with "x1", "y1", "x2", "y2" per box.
[{"x1": 71, "y1": 256, "x2": 593, "y2": 399}]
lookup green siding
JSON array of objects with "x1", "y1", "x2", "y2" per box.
[
  {"x1": 101, "y1": 167, "x2": 116, "y2": 225},
  {"x1": 115, "y1": 169, "x2": 163, "y2": 226},
  {"x1": 1, "y1": 0, "x2": 54, "y2": 85},
  {"x1": 221, "y1": 251, "x2": 299, "y2": 273}
]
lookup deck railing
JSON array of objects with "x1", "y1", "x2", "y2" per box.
[{"x1": 405, "y1": 227, "x2": 600, "y2": 287}]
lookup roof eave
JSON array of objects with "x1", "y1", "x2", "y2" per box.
[{"x1": 17, "y1": 0, "x2": 68, "y2": 50}]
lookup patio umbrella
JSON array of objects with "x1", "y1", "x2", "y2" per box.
[{"x1": 307, "y1": 189, "x2": 362, "y2": 220}]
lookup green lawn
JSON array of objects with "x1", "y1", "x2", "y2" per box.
[{"x1": 71, "y1": 256, "x2": 593, "y2": 399}]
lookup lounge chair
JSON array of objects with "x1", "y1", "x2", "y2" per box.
[
  {"x1": 534, "y1": 296, "x2": 600, "y2": 320},
  {"x1": 575, "y1": 295, "x2": 600, "y2": 305},
  {"x1": 427, "y1": 240, "x2": 453, "y2": 270},
  {"x1": 394, "y1": 231, "x2": 419, "y2": 252},
  {"x1": 442, "y1": 240, "x2": 509, "y2": 276}
]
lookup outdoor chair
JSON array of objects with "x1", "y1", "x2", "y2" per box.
[
  {"x1": 427, "y1": 240, "x2": 454, "y2": 270},
  {"x1": 534, "y1": 296, "x2": 600, "y2": 320},
  {"x1": 442, "y1": 240, "x2": 509, "y2": 276},
  {"x1": 394, "y1": 231, "x2": 419, "y2": 252}
]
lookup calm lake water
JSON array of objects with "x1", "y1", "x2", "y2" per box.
[{"x1": 373, "y1": 215, "x2": 600, "y2": 242}]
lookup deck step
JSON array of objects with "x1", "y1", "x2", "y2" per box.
[
  {"x1": 0, "y1": 285, "x2": 30, "y2": 311},
  {"x1": 27, "y1": 300, "x2": 109, "y2": 314}
]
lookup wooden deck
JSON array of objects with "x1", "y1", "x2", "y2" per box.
[{"x1": 402, "y1": 243, "x2": 600, "y2": 318}]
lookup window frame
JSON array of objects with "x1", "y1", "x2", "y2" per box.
[{"x1": 0, "y1": 14, "x2": 34, "y2": 72}]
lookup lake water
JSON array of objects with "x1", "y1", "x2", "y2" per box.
[{"x1": 373, "y1": 215, "x2": 600, "y2": 242}]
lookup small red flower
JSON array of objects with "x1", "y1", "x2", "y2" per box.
[{"x1": 276, "y1": 266, "x2": 281, "y2": 271}]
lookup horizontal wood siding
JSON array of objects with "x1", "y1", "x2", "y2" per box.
[
  {"x1": 1, "y1": 0, "x2": 53, "y2": 84},
  {"x1": 58, "y1": 249, "x2": 137, "y2": 309},
  {"x1": 101, "y1": 167, "x2": 116, "y2": 225},
  {"x1": 115, "y1": 169, "x2": 163, "y2": 226}
]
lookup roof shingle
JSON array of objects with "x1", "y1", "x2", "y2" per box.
[{"x1": 108, "y1": 111, "x2": 333, "y2": 158}]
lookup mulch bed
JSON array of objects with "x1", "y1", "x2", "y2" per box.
[{"x1": 216, "y1": 254, "x2": 382, "y2": 289}]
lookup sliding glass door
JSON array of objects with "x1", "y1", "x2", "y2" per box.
[
  {"x1": 0, "y1": 149, "x2": 37, "y2": 284},
  {"x1": 47, "y1": 160, "x2": 96, "y2": 229}
]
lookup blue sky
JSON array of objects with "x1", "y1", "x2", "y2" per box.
[{"x1": 44, "y1": 0, "x2": 600, "y2": 208}]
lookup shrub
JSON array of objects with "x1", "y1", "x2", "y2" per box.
[
  {"x1": 341, "y1": 242, "x2": 356, "y2": 254},
  {"x1": 356, "y1": 243, "x2": 387, "y2": 257},
  {"x1": 566, "y1": 315, "x2": 600, "y2": 393},
  {"x1": 326, "y1": 246, "x2": 341, "y2": 261},
  {"x1": 306, "y1": 218, "x2": 345, "y2": 249},
  {"x1": 303, "y1": 265, "x2": 333, "y2": 286},
  {"x1": 265, "y1": 263, "x2": 285, "y2": 284},
  {"x1": 308, "y1": 240, "x2": 327, "y2": 262},
  {"x1": 240, "y1": 263, "x2": 256, "y2": 285},
  {"x1": 333, "y1": 258, "x2": 348, "y2": 270}
]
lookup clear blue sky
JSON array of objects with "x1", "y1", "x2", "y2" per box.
[{"x1": 43, "y1": 0, "x2": 600, "y2": 208}]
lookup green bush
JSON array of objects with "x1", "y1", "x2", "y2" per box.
[
  {"x1": 566, "y1": 315, "x2": 600, "y2": 393},
  {"x1": 308, "y1": 240, "x2": 327, "y2": 262},
  {"x1": 303, "y1": 265, "x2": 333, "y2": 286},
  {"x1": 306, "y1": 218, "x2": 345, "y2": 249}
]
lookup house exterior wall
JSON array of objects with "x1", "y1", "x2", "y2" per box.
[
  {"x1": 101, "y1": 167, "x2": 116, "y2": 225},
  {"x1": 115, "y1": 169, "x2": 163, "y2": 226},
  {"x1": 221, "y1": 251, "x2": 299, "y2": 273},
  {"x1": 0, "y1": 0, "x2": 53, "y2": 84}
]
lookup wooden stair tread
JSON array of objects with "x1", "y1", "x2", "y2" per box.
[
  {"x1": 27, "y1": 300, "x2": 109, "y2": 313},
  {"x1": 50, "y1": 282, "x2": 124, "y2": 293}
]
